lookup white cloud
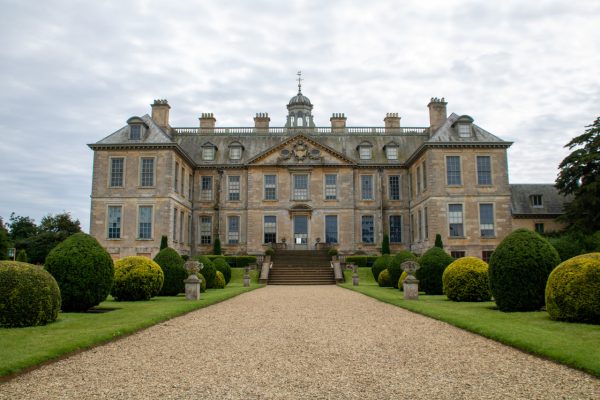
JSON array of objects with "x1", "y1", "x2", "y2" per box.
[{"x1": 0, "y1": 0, "x2": 599, "y2": 231}]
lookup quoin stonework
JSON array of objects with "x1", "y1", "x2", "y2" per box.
[{"x1": 89, "y1": 80, "x2": 567, "y2": 260}]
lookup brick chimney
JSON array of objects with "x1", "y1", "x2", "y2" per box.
[
  {"x1": 151, "y1": 99, "x2": 170, "y2": 130},
  {"x1": 254, "y1": 112, "x2": 270, "y2": 132},
  {"x1": 384, "y1": 113, "x2": 401, "y2": 130},
  {"x1": 427, "y1": 97, "x2": 447, "y2": 134},
  {"x1": 330, "y1": 113, "x2": 347, "y2": 132},
  {"x1": 199, "y1": 113, "x2": 216, "y2": 130}
]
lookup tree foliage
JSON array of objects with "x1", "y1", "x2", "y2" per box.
[
  {"x1": 0, "y1": 218, "x2": 10, "y2": 260},
  {"x1": 381, "y1": 234, "x2": 390, "y2": 255},
  {"x1": 555, "y1": 116, "x2": 600, "y2": 232},
  {"x1": 434, "y1": 234, "x2": 444, "y2": 249}
]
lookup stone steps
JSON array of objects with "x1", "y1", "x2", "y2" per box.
[{"x1": 269, "y1": 250, "x2": 335, "y2": 285}]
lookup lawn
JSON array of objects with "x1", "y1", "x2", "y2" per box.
[
  {"x1": 341, "y1": 268, "x2": 600, "y2": 377},
  {"x1": 0, "y1": 268, "x2": 263, "y2": 378}
]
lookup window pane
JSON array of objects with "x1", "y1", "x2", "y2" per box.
[
  {"x1": 200, "y1": 216, "x2": 212, "y2": 244},
  {"x1": 264, "y1": 175, "x2": 277, "y2": 200},
  {"x1": 386, "y1": 147, "x2": 398, "y2": 160},
  {"x1": 140, "y1": 158, "x2": 154, "y2": 187},
  {"x1": 451, "y1": 251, "x2": 466, "y2": 259},
  {"x1": 230, "y1": 147, "x2": 242, "y2": 160},
  {"x1": 422, "y1": 161, "x2": 427, "y2": 190},
  {"x1": 416, "y1": 166, "x2": 421, "y2": 194},
  {"x1": 388, "y1": 175, "x2": 400, "y2": 200},
  {"x1": 448, "y1": 204, "x2": 463, "y2": 237},
  {"x1": 203, "y1": 147, "x2": 214, "y2": 161},
  {"x1": 325, "y1": 215, "x2": 338, "y2": 243},
  {"x1": 325, "y1": 174, "x2": 337, "y2": 200},
  {"x1": 361, "y1": 215, "x2": 374, "y2": 243},
  {"x1": 361, "y1": 175, "x2": 373, "y2": 200},
  {"x1": 359, "y1": 146, "x2": 372, "y2": 159},
  {"x1": 228, "y1": 216, "x2": 240, "y2": 244},
  {"x1": 110, "y1": 158, "x2": 124, "y2": 187},
  {"x1": 477, "y1": 156, "x2": 492, "y2": 185},
  {"x1": 531, "y1": 195, "x2": 543, "y2": 207},
  {"x1": 174, "y1": 162, "x2": 179, "y2": 192},
  {"x1": 201, "y1": 176, "x2": 213, "y2": 200},
  {"x1": 173, "y1": 207, "x2": 178, "y2": 242},
  {"x1": 108, "y1": 206, "x2": 121, "y2": 239},
  {"x1": 446, "y1": 156, "x2": 461, "y2": 185},
  {"x1": 458, "y1": 124, "x2": 471, "y2": 137},
  {"x1": 479, "y1": 204, "x2": 495, "y2": 237},
  {"x1": 264, "y1": 216, "x2": 276, "y2": 243},
  {"x1": 228, "y1": 176, "x2": 240, "y2": 201},
  {"x1": 130, "y1": 125, "x2": 141, "y2": 140},
  {"x1": 389, "y1": 215, "x2": 402, "y2": 243},
  {"x1": 293, "y1": 174, "x2": 308, "y2": 200},
  {"x1": 138, "y1": 206, "x2": 152, "y2": 239}
]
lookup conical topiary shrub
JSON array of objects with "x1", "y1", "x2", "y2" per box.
[
  {"x1": 153, "y1": 247, "x2": 187, "y2": 296},
  {"x1": 489, "y1": 229, "x2": 560, "y2": 312},
  {"x1": 45, "y1": 233, "x2": 114, "y2": 312}
]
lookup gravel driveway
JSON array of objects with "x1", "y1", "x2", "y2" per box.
[{"x1": 1, "y1": 285, "x2": 598, "y2": 399}]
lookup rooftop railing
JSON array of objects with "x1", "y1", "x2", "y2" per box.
[{"x1": 172, "y1": 126, "x2": 428, "y2": 136}]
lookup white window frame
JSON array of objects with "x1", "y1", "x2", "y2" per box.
[
  {"x1": 476, "y1": 155, "x2": 493, "y2": 186},
  {"x1": 137, "y1": 205, "x2": 154, "y2": 240},
  {"x1": 359, "y1": 146, "x2": 372, "y2": 160},
  {"x1": 107, "y1": 205, "x2": 122, "y2": 240},
  {"x1": 129, "y1": 124, "x2": 142, "y2": 140},
  {"x1": 139, "y1": 157, "x2": 156, "y2": 187},
  {"x1": 264, "y1": 174, "x2": 277, "y2": 200},
  {"x1": 200, "y1": 216, "x2": 212, "y2": 244},
  {"x1": 531, "y1": 195, "x2": 543, "y2": 208},
  {"x1": 227, "y1": 215, "x2": 240, "y2": 244},
  {"x1": 458, "y1": 123, "x2": 471, "y2": 138},
  {"x1": 292, "y1": 174, "x2": 309, "y2": 201},
  {"x1": 263, "y1": 215, "x2": 277, "y2": 244},
  {"x1": 324, "y1": 174, "x2": 337, "y2": 200},
  {"x1": 389, "y1": 215, "x2": 402, "y2": 243},
  {"x1": 479, "y1": 203, "x2": 495, "y2": 238},
  {"x1": 361, "y1": 175, "x2": 374, "y2": 200},
  {"x1": 200, "y1": 176, "x2": 213, "y2": 201},
  {"x1": 228, "y1": 175, "x2": 241, "y2": 201},
  {"x1": 202, "y1": 147, "x2": 215, "y2": 161},
  {"x1": 229, "y1": 146, "x2": 242, "y2": 160},
  {"x1": 446, "y1": 155, "x2": 462, "y2": 186},
  {"x1": 388, "y1": 175, "x2": 401, "y2": 200},
  {"x1": 324, "y1": 214, "x2": 339, "y2": 244},
  {"x1": 109, "y1": 157, "x2": 125, "y2": 188},
  {"x1": 448, "y1": 203, "x2": 464, "y2": 238},
  {"x1": 386, "y1": 146, "x2": 398, "y2": 160}
]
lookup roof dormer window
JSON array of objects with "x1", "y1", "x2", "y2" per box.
[
  {"x1": 358, "y1": 141, "x2": 373, "y2": 160},
  {"x1": 458, "y1": 124, "x2": 471, "y2": 137},
  {"x1": 531, "y1": 194, "x2": 543, "y2": 208},
  {"x1": 384, "y1": 142, "x2": 399, "y2": 160},
  {"x1": 453, "y1": 115, "x2": 474, "y2": 138},
  {"x1": 126, "y1": 116, "x2": 148, "y2": 141},
  {"x1": 228, "y1": 141, "x2": 244, "y2": 160},
  {"x1": 201, "y1": 142, "x2": 217, "y2": 161}
]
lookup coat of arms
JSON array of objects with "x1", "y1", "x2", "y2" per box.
[{"x1": 293, "y1": 141, "x2": 308, "y2": 160}]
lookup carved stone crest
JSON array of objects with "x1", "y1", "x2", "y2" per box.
[{"x1": 293, "y1": 140, "x2": 308, "y2": 160}]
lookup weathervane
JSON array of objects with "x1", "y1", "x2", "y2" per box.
[{"x1": 297, "y1": 70, "x2": 303, "y2": 93}]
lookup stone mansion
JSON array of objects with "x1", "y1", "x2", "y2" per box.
[{"x1": 89, "y1": 84, "x2": 566, "y2": 260}]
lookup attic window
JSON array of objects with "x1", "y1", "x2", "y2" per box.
[
  {"x1": 228, "y1": 142, "x2": 244, "y2": 160},
  {"x1": 531, "y1": 194, "x2": 543, "y2": 208},
  {"x1": 358, "y1": 142, "x2": 373, "y2": 160},
  {"x1": 130, "y1": 125, "x2": 141, "y2": 140},
  {"x1": 384, "y1": 143, "x2": 399, "y2": 160},
  {"x1": 453, "y1": 115, "x2": 474, "y2": 138},
  {"x1": 203, "y1": 147, "x2": 215, "y2": 161},
  {"x1": 457, "y1": 124, "x2": 471, "y2": 137}
]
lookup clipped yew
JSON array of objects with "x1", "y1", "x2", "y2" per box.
[
  {"x1": 214, "y1": 270, "x2": 226, "y2": 289},
  {"x1": 45, "y1": 233, "x2": 114, "y2": 312},
  {"x1": 489, "y1": 229, "x2": 560, "y2": 312},
  {"x1": 372, "y1": 254, "x2": 393, "y2": 281},
  {"x1": 0, "y1": 261, "x2": 61, "y2": 327},
  {"x1": 378, "y1": 269, "x2": 391, "y2": 287},
  {"x1": 389, "y1": 251, "x2": 417, "y2": 289},
  {"x1": 153, "y1": 247, "x2": 187, "y2": 296},
  {"x1": 442, "y1": 257, "x2": 491, "y2": 302},
  {"x1": 417, "y1": 247, "x2": 454, "y2": 294},
  {"x1": 546, "y1": 253, "x2": 600, "y2": 323},
  {"x1": 213, "y1": 257, "x2": 232, "y2": 285}
]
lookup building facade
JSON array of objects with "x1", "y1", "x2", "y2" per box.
[{"x1": 89, "y1": 85, "x2": 564, "y2": 260}]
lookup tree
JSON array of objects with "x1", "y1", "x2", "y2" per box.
[
  {"x1": 16, "y1": 249, "x2": 28, "y2": 262},
  {"x1": 0, "y1": 218, "x2": 11, "y2": 260},
  {"x1": 434, "y1": 234, "x2": 444, "y2": 249},
  {"x1": 213, "y1": 237, "x2": 222, "y2": 255},
  {"x1": 381, "y1": 234, "x2": 390, "y2": 255},
  {"x1": 555, "y1": 116, "x2": 600, "y2": 232},
  {"x1": 39, "y1": 212, "x2": 81, "y2": 236},
  {"x1": 7, "y1": 213, "x2": 37, "y2": 242},
  {"x1": 160, "y1": 235, "x2": 168, "y2": 250}
]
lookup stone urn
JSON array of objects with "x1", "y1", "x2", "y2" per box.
[
  {"x1": 401, "y1": 260, "x2": 420, "y2": 300},
  {"x1": 184, "y1": 261, "x2": 203, "y2": 300}
]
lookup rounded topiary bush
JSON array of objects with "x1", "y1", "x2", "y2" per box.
[
  {"x1": 372, "y1": 254, "x2": 393, "y2": 282},
  {"x1": 417, "y1": 247, "x2": 454, "y2": 294},
  {"x1": 111, "y1": 256, "x2": 164, "y2": 301},
  {"x1": 153, "y1": 247, "x2": 187, "y2": 296},
  {"x1": 0, "y1": 261, "x2": 61, "y2": 327},
  {"x1": 214, "y1": 270, "x2": 226, "y2": 289},
  {"x1": 195, "y1": 256, "x2": 216, "y2": 288},
  {"x1": 398, "y1": 271, "x2": 408, "y2": 290},
  {"x1": 489, "y1": 229, "x2": 560, "y2": 312},
  {"x1": 389, "y1": 251, "x2": 417, "y2": 289},
  {"x1": 442, "y1": 257, "x2": 491, "y2": 302},
  {"x1": 377, "y1": 269, "x2": 391, "y2": 287},
  {"x1": 265, "y1": 247, "x2": 275, "y2": 257},
  {"x1": 45, "y1": 233, "x2": 114, "y2": 312},
  {"x1": 545, "y1": 253, "x2": 600, "y2": 324},
  {"x1": 213, "y1": 257, "x2": 232, "y2": 285}
]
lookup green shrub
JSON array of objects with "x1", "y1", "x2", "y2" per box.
[
  {"x1": 160, "y1": 235, "x2": 168, "y2": 250},
  {"x1": 234, "y1": 256, "x2": 257, "y2": 268},
  {"x1": 16, "y1": 249, "x2": 27, "y2": 262},
  {"x1": 442, "y1": 257, "x2": 491, "y2": 302},
  {"x1": 213, "y1": 257, "x2": 232, "y2": 285},
  {"x1": 389, "y1": 251, "x2": 417, "y2": 289},
  {"x1": 213, "y1": 237, "x2": 222, "y2": 255},
  {"x1": 214, "y1": 270, "x2": 226, "y2": 289},
  {"x1": 489, "y1": 229, "x2": 560, "y2": 312},
  {"x1": 398, "y1": 271, "x2": 408, "y2": 290},
  {"x1": 347, "y1": 255, "x2": 378, "y2": 269},
  {"x1": 112, "y1": 256, "x2": 164, "y2": 301},
  {"x1": 265, "y1": 247, "x2": 275, "y2": 257},
  {"x1": 195, "y1": 255, "x2": 216, "y2": 288},
  {"x1": 417, "y1": 247, "x2": 454, "y2": 294},
  {"x1": 381, "y1": 234, "x2": 391, "y2": 255},
  {"x1": 377, "y1": 269, "x2": 391, "y2": 287},
  {"x1": 153, "y1": 247, "x2": 187, "y2": 296},
  {"x1": 328, "y1": 248, "x2": 339, "y2": 257},
  {"x1": 434, "y1": 234, "x2": 444, "y2": 249},
  {"x1": 546, "y1": 253, "x2": 600, "y2": 323},
  {"x1": 45, "y1": 233, "x2": 114, "y2": 312},
  {"x1": 0, "y1": 261, "x2": 61, "y2": 327},
  {"x1": 548, "y1": 235, "x2": 584, "y2": 262},
  {"x1": 198, "y1": 272, "x2": 207, "y2": 293},
  {"x1": 371, "y1": 254, "x2": 394, "y2": 281}
]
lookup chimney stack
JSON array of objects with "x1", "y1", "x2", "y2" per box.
[
  {"x1": 330, "y1": 113, "x2": 347, "y2": 132},
  {"x1": 384, "y1": 113, "x2": 401, "y2": 131},
  {"x1": 254, "y1": 112, "x2": 270, "y2": 132},
  {"x1": 427, "y1": 97, "x2": 447, "y2": 134},
  {"x1": 199, "y1": 113, "x2": 216, "y2": 130},
  {"x1": 151, "y1": 99, "x2": 170, "y2": 130}
]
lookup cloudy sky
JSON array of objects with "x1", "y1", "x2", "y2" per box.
[{"x1": 1, "y1": 0, "x2": 599, "y2": 232}]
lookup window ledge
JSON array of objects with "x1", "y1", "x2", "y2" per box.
[
  {"x1": 136, "y1": 238, "x2": 154, "y2": 241},
  {"x1": 106, "y1": 238, "x2": 122, "y2": 241},
  {"x1": 448, "y1": 236, "x2": 466, "y2": 239}
]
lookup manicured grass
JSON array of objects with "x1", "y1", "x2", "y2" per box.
[
  {"x1": 0, "y1": 268, "x2": 263, "y2": 378},
  {"x1": 341, "y1": 268, "x2": 600, "y2": 377}
]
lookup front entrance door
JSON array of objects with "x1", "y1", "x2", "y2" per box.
[{"x1": 293, "y1": 215, "x2": 308, "y2": 249}]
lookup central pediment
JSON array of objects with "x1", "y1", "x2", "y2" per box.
[{"x1": 246, "y1": 133, "x2": 355, "y2": 166}]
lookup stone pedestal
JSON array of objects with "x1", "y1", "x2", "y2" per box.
[
  {"x1": 184, "y1": 260, "x2": 202, "y2": 301},
  {"x1": 403, "y1": 277, "x2": 419, "y2": 300},
  {"x1": 243, "y1": 266, "x2": 251, "y2": 287},
  {"x1": 352, "y1": 264, "x2": 359, "y2": 286}
]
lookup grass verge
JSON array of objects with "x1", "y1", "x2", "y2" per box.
[
  {"x1": 340, "y1": 268, "x2": 600, "y2": 377},
  {"x1": 0, "y1": 268, "x2": 263, "y2": 378}
]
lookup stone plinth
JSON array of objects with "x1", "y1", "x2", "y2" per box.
[
  {"x1": 184, "y1": 260, "x2": 202, "y2": 300},
  {"x1": 401, "y1": 260, "x2": 421, "y2": 300}
]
